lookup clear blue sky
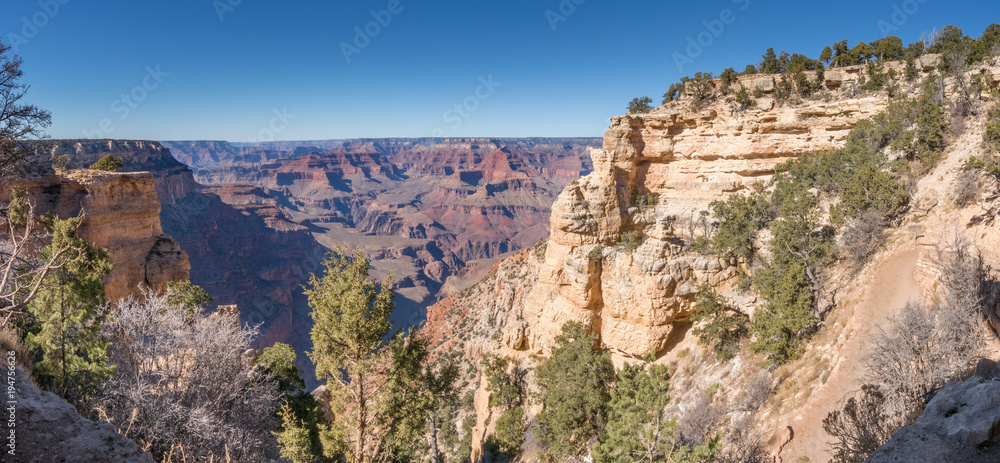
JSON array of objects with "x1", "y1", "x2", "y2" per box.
[{"x1": 2, "y1": 0, "x2": 996, "y2": 141}]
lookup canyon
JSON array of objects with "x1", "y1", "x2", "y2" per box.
[{"x1": 161, "y1": 137, "x2": 598, "y2": 325}]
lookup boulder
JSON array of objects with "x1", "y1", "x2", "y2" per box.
[
  {"x1": 919, "y1": 53, "x2": 943, "y2": 71},
  {"x1": 869, "y1": 374, "x2": 1000, "y2": 462},
  {"x1": 824, "y1": 70, "x2": 846, "y2": 87},
  {"x1": 753, "y1": 76, "x2": 775, "y2": 93}
]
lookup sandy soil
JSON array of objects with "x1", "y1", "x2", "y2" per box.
[{"x1": 781, "y1": 249, "x2": 922, "y2": 462}]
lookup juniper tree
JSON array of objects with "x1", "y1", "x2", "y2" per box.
[
  {"x1": 307, "y1": 248, "x2": 450, "y2": 463},
  {"x1": 536, "y1": 322, "x2": 615, "y2": 458},
  {"x1": 26, "y1": 217, "x2": 114, "y2": 403}
]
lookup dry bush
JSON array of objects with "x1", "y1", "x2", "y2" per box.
[
  {"x1": 0, "y1": 325, "x2": 32, "y2": 377},
  {"x1": 841, "y1": 209, "x2": 887, "y2": 267},
  {"x1": 97, "y1": 289, "x2": 280, "y2": 462},
  {"x1": 823, "y1": 385, "x2": 898, "y2": 463},
  {"x1": 953, "y1": 170, "x2": 981, "y2": 208}
]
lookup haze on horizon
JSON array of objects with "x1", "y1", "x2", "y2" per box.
[{"x1": 3, "y1": 0, "x2": 995, "y2": 142}]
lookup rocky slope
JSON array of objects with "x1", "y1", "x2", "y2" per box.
[
  {"x1": 11, "y1": 366, "x2": 154, "y2": 463},
  {"x1": 424, "y1": 55, "x2": 1000, "y2": 459},
  {"x1": 5, "y1": 166, "x2": 190, "y2": 302},
  {"x1": 163, "y1": 138, "x2": 598, "y2": 323},
  {"x1": 869, "y1": 363, "x2": 1000, "y2": 463}
]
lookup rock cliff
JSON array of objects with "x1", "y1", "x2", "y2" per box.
[
  {"x1": 6, "y1": 169, "x2": 190, "y2": 302},
  {"x1": 517, "y1": 94, "x2": 887, "y2": 357}
]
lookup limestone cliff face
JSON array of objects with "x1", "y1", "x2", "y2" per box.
[
  {"x1": 10, "y1": 170, "x2": 190, "y2": 302},
  {"x1": 513, "y1": 94, "x2": 888, "y2": 357}
]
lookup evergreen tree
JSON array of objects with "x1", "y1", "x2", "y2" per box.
[
  {"x1": 307, "y1": 248, "x2": 447, "y2": 463},
  {"x1": 629, "y1": 97, "x2": 654, "y2": 114},
  {"x1": 820, "y1": 46, "x2": 834, "y2": 67},
  {"x1": 594, "y1": 362, "x2": 720, "y2": 463},
  {"x1": 537, "y1": 322, "x2": 615, "y2": 458},
  {"x1": 26, "y1": 217, "x2": 114, "y2": 403},
  {"x1": 759, "y1": 48, "x2": 781, "y2": 74},
  {"x1": 691, "y1": 285, "x2": 748, "y2": 360},
  {"x1": 275, "y1": 403, "x2": 318, "y2": 463},
  {"x1": 89, "y1": 153, "x2": 124, "y2": 172}
]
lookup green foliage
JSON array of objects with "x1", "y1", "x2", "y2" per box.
[
  {"x1": 683, "y1": 73, "x2": 716, "y2": 110},
  {"x1": 89, "y1": 153, "x2": 124, "y2": 172},
  {"x1": 719, "y1": 67, "x2": 738, "y2": 93},
  {"x1": 759, "y1": 48, "x2": 781, "y2": 74},
  {"x1": 26, "y1": 217, "x2": 114, "y2": 403},
  {"x1": 832, "y1": 164, "x2": 909, "y2": 224},
  {"x1": 708, "y1": 192, "x2": 768, "y2": 262},
  {"x1": 872, "y1": 36, "x2": 906, "y2": 61},
  {"x1": 617, "y1": 231, "x2": 640, "y2": 251},
  {"x1": 537, "y1": 322, "x2": 615, "y2": 458},
  {"x1": 165, "y1": 280, "x2": 213, "y2": 316},
  {"x1": 742, "y1": 64, "x2": 758, "y2": 75},
  {"x1": 306, "y1": 248, "x2": 452, "y2": 463},
  {"x1": 628, "y1": 97, "x2": 654, "y2": 114},
  {"x1": 50, "y1": 154, "x2": 75, "y2": 171},
  {"x1": 663, "y1": 82, "x2": 685, "y2": 104},
  {"x1": 751, "y1": 258, "x2": 818, "y2": 364},
  {"x1": 485, "y1": 406, "x2": 526, "y2": 460},
  {"x1": 593, "y1": 362, "x2": 688, "y2": 462},
  {"x1": 588, "y1": 244, "x2": 606, "y2": 262},
  {"x1": 692, "y1": 285, "x2": 748, "y2": 360},
  {"x1": 734, "y1": 87, "x2": 756, "y2": 111},
  {"x1": 483, "y1": 354, "x2": 522, "y2": 410},
  {"x1": 820, "y1": 46, "x2": 833, "y2": 67},
  {"x1": 904, "y1": 59, "x2": 919, "y2": 81},
  {"x1": 276, "y1": 403, "x2": 318, "y2": 463},
  {"x1": 774, "y1": 75, "x2": 793, "y2": 102},
  {"x1": 259, "y1": 342, "x2": 306, "y2": 393},
  {"x1": 969, "y1": 23, "x2": 1000, "y2": 64}
]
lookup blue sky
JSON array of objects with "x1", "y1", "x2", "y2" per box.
[{"x1": 2, "y1": 0, "x2": 997, "y2": 141}]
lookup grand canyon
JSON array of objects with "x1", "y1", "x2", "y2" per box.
[{"x1": 4, "y1": 4, "x2": 1000, "y2": 463}]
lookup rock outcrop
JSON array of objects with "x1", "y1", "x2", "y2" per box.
[
  {"x1": 49, "y1": 141, "x2": 325, "y2": 384},
  {"x1": 11, "y1": 366, "x2": 154, "y2": 463},
  {"x1": 516, "y1": 95, "x2": 887, "y2": 356},
  {"x1": 7, "y1": 170, "x2": 190, "y2": 301},
  {"x1": 869, "y1": 374, "x2": 1000, "y2": 463}
]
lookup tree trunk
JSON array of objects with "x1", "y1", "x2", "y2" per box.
[
  {"x1": 427, "y1": 415, "x2": 440, "y2": 463},
  {"x1": 355, "y1": 369, "x2": 366, "y2": 463}
]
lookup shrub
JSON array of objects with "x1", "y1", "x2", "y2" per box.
[
  {"x1": 841, "y1": 209, "x2": 887, "y2": 266},
  {"x1": 953, "y1": 169, "x2": 981, "y2": 207},
  {"x1": 588, "y1": 244, "x2": 605, "y2": 262},
  {"x1": 823, "y1": 385, "x2": 898, "y2": 463},
  {"x1": 485, "y1": 406, "x2": 526, "y2": 460},
  {"x1": 100, "y1": 289, "x2": 281, "y2": 462},
  {"x1": 89, "y1": 154, "x2": 123, "y2": 171},
  {"x1": 708, "y1": 193, "x2": 768, "y2": 262},
  {"x1": 663, "y1": 82, "x2": 685, "y2": 104},
  {"x1": 628, "y1": 96, "x2": 653, "y2": 114},
  {"x1": 537, "y1": 322, "x2": 615, "y2": 458},
  {"x1": 617, "y1": 231, "x2": 639, "y2": 251},
  {"x1": 691, "y1": 284, "x2": 748, "y2": 360}
]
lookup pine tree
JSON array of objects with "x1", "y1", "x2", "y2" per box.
[
  {"x1": 26, "y1": 217, "x2": 114, "y2": 403},
  {"x1": 536, "y1": 322, "x2": 615, "y2": 458}
]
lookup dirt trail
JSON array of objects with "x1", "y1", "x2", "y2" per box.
[{"x1": 781, "y1": 249, "x2": 922, "y2": 463}]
